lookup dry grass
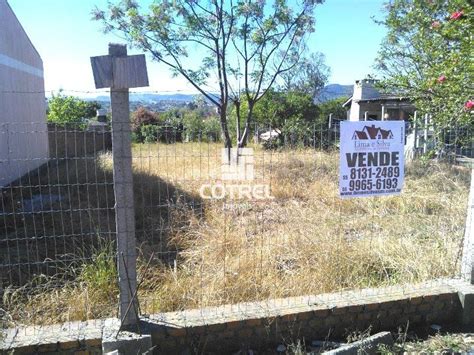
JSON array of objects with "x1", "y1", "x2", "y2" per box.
[{"x1": 1, "y1": 142, "x2": 470, "y2": 325}]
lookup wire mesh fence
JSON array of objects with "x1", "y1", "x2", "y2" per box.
[
  {"x1": 0, "y1": 122, "x2": 117, "y2": 326},
  {"x1": 130, "y1": 122, "x2": 471, "y2": 319},
  {"x1": 0, "y1": 115, "x2": 472, "y2": 334}
]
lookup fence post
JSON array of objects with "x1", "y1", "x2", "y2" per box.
[
  {"x1": 91, "y1": 44, "x2": 148, "y2": 326},
  {"x1": 413, "y1": 111, "x2": 418, "y2": 151},
  {"x1": 109, "y1": 44, "x2": 139, "y2": 326},
  {"x1": 91, "y1": 43, "x2": 149, "y2": 326},
  {"x1": 423, "y1": 114, "x2": 429, "y2": 154},
  {"x1": 461, "y1": 169, "x2": 474, "y2": 284}
]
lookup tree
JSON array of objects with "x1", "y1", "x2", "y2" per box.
[
  {"x1": 375, "y1": 0, "x2": 473, "y2": 129},
  {"x1": 93, "y1": 0, "x2": 324, "y2": 147},
  {"x1": 251, "y1": 90, "x2": 319, "y2": 145},
  {"x1": 279, "y1": 52, "x2": 330, "y2": 97},
  {"x1": 131, "y1": 107, "x2": 159, "y2": 132},
  {"x1": 131, "y1": 107, "x2": 160, "y2": 142},
  {"x1": 84, "y1": 101, "x2": 102, "y2": 119},
  {"x1": 317, "y1": 97, "x2": 348, "y2": 121},
  {"x1": 47, "y1": 92, "x2": 100, "y2": 125}
]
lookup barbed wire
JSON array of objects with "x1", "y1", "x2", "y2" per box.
[
  {"x1": 0, "y1": 89, "x2": 200, "y2": 95},
  {"x1": 0, "y1": 87, "x2": 352, "y2": 96}
]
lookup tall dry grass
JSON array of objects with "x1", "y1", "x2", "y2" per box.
[{"x1": 1, "y1": 143, "x2": 470, "y2": 325}]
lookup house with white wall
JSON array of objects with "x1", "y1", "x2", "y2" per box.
[
  {"x1": 343, "y1": 77, "x2": 415, "y2": 121},
  {"x1": 0, "y1": 0, "x2": 49, "y2": 187}
]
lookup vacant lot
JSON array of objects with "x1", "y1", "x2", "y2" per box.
[{"x1": 1, "y1": 143, "x2": 470, "y2": 325}]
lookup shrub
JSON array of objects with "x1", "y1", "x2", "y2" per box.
[
  {"x1": 203, "y1": 116, "x2": 221, "y2": 142},
  {"x1": 131, "y1": 107, "x2": 160, "y2": 143},
  {"x1": 132, "y1": 107, "x2": 159, "y2": 132},
  {"x1": 47, "y1": 92, "x2": 100, "y2": 126},
  {"x1": 262, "y1": 136, "x2": 283, "y2": 150},
  {"x1": 140, "y1": 124, "x2": 161, "y2": 143},
  {"x1": 183, "y1": 111, "x2": 204, "y2": 141}
]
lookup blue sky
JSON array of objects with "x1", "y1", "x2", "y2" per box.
[{"x1": 8, "y1": 0, "x2": 388, "y2": 94}]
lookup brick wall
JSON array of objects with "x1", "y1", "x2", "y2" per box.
[
  {"x1": 2, "y1": 279, "x2": 470, "y2": 354},
  {"x1": 149, "y1": 280, "x2": 464, "y2": 353}
]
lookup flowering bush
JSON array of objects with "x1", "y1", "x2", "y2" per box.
[
  {"x1": 376, "y1": 0, "x2": 473, "y2": 128},
  {"x1": 437, "y1": 75, "x2": 447, "y2": 83},
  {"x1": 450, "y1": 10, "x2": 464, "y2": 20}
]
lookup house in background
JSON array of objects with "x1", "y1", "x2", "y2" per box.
[
  {"x1": 0, "y1": 0, "x2": 49, "y2": 187},
  {"x1": 343, "y1": 77, "x2": 415, "y2": 121}
]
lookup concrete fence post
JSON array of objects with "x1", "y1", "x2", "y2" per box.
[
  {"x1": 91, "y1": 43, "x2": 149, "y2": 327},
  {"x1": 109, "y1": 44, "x2": 139, "y2": 326},
  {"x1": 461, "y1": 169, "x2": 474, "y2": 284}
]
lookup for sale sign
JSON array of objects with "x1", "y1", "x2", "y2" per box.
[{"x1": 339, "y1": 121, "x2": 405, "y2": 198}]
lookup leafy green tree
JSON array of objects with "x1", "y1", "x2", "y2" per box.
[
  {"x1": 93, "y1": 0, "x2": 323, "y2": 147},
  {"x1": 375, "y1": 0, "x2": 473, "y2": 129},
  {"x1": 203, "y1": 116, "x2": 221, "y2": 142},
  {"x1": 83, "y1": 101, "x2": 102, "y2": 119},
  {"x1": 47, "y1": 92, "x2": 100, "y2": 125},
  {"x1": 183, "y1": 111, "x2": 205, "y2": 141},
  {"x1": 317, "y1": 97, "x2": 348, "y2": 121},
  {"x1": 251, "y1": 90, "x2": 319, "y2": 146}
]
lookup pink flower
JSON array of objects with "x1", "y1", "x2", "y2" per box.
[
  {"x1": 437, "y1": 75, "x2": 447, "y2": 83},
  {"x1": 450, "y1": 10, "x2": 464, "y2": 20},
  {"x1": 465, "y1": 100, "x2": 474, "y2": 110},
  {"x1": 431, "y1": 21, "x2": 441, "y2": 28}
]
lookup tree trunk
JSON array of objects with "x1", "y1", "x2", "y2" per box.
[
  {"x1": 220, "y1": 107, "x2": 232, "y2": 148},
  {"x1": 238, "y1": 102, "x2": 254, "y2": 148}
]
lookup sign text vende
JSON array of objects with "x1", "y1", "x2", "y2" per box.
[{"x1": 339, "y1": 121, "x2": 405, "y2": 198}]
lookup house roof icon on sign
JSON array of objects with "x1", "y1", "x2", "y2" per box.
[{"x1": 352, "y1": 125, "x2": 394, "y2": 140}]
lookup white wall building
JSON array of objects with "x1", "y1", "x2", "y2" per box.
[
  {"x1": 0, "y1": 0, "x2": 49, "y2": 187},
  {"x1": 343, "y1": 78, "x2": 415, "y2": 121}
]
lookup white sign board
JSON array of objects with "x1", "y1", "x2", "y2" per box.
[{"x1": 339, "y1": 121, "x2": 405, "y2": 198}]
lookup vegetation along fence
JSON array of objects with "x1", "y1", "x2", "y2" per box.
[{"x1": 0, "y1": 115, "x2": 473, "y2": 352}]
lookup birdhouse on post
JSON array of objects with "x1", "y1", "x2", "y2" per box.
[{"x1": 91, "y1": 44, "x2": 149, "y2": 327}]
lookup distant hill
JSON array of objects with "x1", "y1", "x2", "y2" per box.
[
  {"x1": 314, "y1": 84, "x2": 353, "y2": 104},
  {"x1": 130, "y1": 93, "x2": 195, "y2": 102},
  {"x1": 82, "y1": 86, "x2": 353, "y2": 105},
  {"x1": 82, "y1": 93, "x2": 196, "y2": 103}
]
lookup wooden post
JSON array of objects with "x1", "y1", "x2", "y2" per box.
[
  {"x1": 381, "y1": 105, "x2": 385, "y2": 121},
  {"x1": 91, "y1": 44, "x2": 149, "y2": 327},
  {"x1": 364, "y1": 111, "x2": 368, "y2": 121}
]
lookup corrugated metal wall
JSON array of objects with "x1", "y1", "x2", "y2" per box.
[{"x1": 0, "y1": 0, "x2": 49, "y2": 187}]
